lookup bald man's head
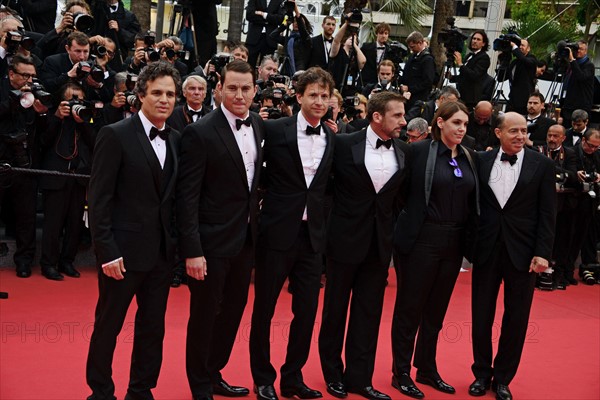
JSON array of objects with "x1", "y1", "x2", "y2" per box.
[{"x1": 474, "y1": 101, "x2": 493, "y2": 125}]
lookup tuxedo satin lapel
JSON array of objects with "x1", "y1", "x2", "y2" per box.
[
  {"x1": 161, "y1": 130, "x2": 178, "y2": 203},
  {"x1": 215, "y1": 110, "x2": 248, "y2": 188},
  {"x1": 505, "y1": 150, "x2": 539, "y2": 209},
  {"x1": 249, "y1": 115, "x2": 263, "y2": 193},
  {"x1": 311, "y1": 124, "x2": 334, "y2": 186},
  {"x1": 351, "y1": 130, "x2": 375, "y2": 192},
  {"x1": 480, "y1": 148, "x2": 502, "y2": 209},
  {"x1": 424, "y1": 141, "x2": 438, "y2": 205},
  {"x1": 285, "y1": 116, "x2": 305, "y2": 181},
  {"x1": 133, "y1": 116, "x2": 162, "y2": 194},
  {"x1": 380, "y1": 138, "x2": 406, "y2": 192}
]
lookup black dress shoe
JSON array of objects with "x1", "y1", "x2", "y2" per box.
[
  {"x1": 468, "y1": 378, "x2": 491, "y2": 396},
  {"x1": 16, "y1": 263, "x2": 31, "y2": 278},
  {"x1": 42, "y1": 267, "x2": 64, "y2": 281},
  {"x1": 347, "y1": 386, "x2": 391, "y2": 400},
  {"x1": 566, "y1": 276, "x2": 579, "y2": 285},
  {"x1": 326, "y1": 382, "x2": 347, "y2": 398},
  {"x1": 391, "y1": 374, "x2": 424, "y2": 399},
  {"x1": 492, "y1": 382, "x2": 512, "y2": 400},
  {"x1": 255, "y1": 384, "x2": 278, "y2": 400},
  {"x1": 416, "y1": 373, "x2": 455, "y2": 394},
  {"x1": 212, "y1": 379, "x2": 249, "y2": 397},
  {"x1": 59, "y1": 263, "x2": 80, "y2": 278},
  {"x1": 280, "y1": 382, "x2": 322, "y2": 399}
]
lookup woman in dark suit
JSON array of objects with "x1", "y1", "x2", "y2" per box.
[{"x1": 391, "y1": 101, "x2": 479, "y2": 398}]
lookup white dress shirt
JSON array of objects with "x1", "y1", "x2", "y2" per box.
[
  {"x1": 187, "y1": 105, "x2": 203, "y2": 122},
  {"x1": 297, "y1": 111, "x2": 327, "y2": 220},
  {"x1": 221, "y1": 105, "x2": 258, "y2": 191},
  {"x1": 489, "y1": 148, "x2": 525, "y2": 208},
  {"x1": 138, "y1": 110, "x2": 167, "y2": 168},
  {"x1": 365, "y1": 127, "x2": 398, "y2": 193}
]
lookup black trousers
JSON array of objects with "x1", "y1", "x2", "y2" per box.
[
  {"x1": 471, "y1": 241, "x2": 536, "y2": 386},
  {"x1": 391, "y1": 222, "x2": 463, "y2": 377},
  {"x1": 0, "y1": 174, "x2": 37, "y2": 267},
  {"x1": 186, "y1": 232, "x2": 254, "y2": 397},
  {"x1": 86, "y1": 257, "x2": 171, "y2": 400},
  {"x1": 40, "y1": 182, "x2": 86, "y2": 268},
  {"x1": 319, "y1": 239, "x2": 388, "y2": 387},
  {"x1": 552, "y1": 195, "x2": 577, "y2": 279},
  {"x1": 250, "y1": 222, "x2": 322, "y2": 387},
  {"x1": 247, "y1": 33, "x2": 277, "y2": 68},
  {"x1": 566, "y1": 195, "x2": 596, "y2": 269}
]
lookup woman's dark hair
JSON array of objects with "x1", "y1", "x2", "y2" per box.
[{"x1": 430, "y1": 101, "x2": 469, "y2": 141}]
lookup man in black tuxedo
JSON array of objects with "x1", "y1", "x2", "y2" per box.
[
  {"x1": 506, "y1": 38, "x2": 537, "y2": 115},
  {"x1": 319, "y1": 92, "x2": 410, "y2": 400},
  {"x1": 470, "y1": 112, "x2": 556, "y2": 400},
  {"x1": 307, "y1": 16, "x2": 336, "y2": 69},
  {"x1": 360, "y1": 23, "x2": 390, "y2": 86},
  {"x1": 86, "y1": 61, "x2": 181, "y2": 400},
  {"x1": 249, "y1": 67, "x2": 336, "y2": 400},
  {"x1": 564, "y1": 109, "x2": 589, "y2": 148},
  {"x1": 246, "y1": 0, "x2": 285, "y2": 68},
  {"x1": 177, "y1": 60, "x2": 264, "y2": 400},
  {"x1": 399, "y1": 30, "x2": 435, "y2": 110},
  {"x1": 405, "y1": 85, "x2": 460, "y2": 125},
  {"x1": 451, "y1": 30, "x2": 491, "y2": 110},
  {"x1": 524, "y1": 92, "x2": 556, "y2": 147},
  {"x1": 559, "y1": 40, "x2": 595, "y2": 128},
  {"x1": 466, "y1": 100, "x2": 499, "y2": 151},
  {"x1": 167, "y1": 75, "x2": 208, "y2": 133}
]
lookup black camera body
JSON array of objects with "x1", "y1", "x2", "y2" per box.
[
  {"x1": 438, "y1": 17, "x2": 467, "y2": 58},
  {"x1": 30, "y1": 80, "x2": 53, "y2": 106},
  {"x1": 67, "y1": 96, "x2": 104, "y2": 123},
  {"x1": 493, "y1": 28, "x2": 521, "y2": 53},
  {"x1": 557, "y1": 40, "x2": 579, "y2": 60},
  {"x1": 342, "y1": 95, "x2": 360, "y2": 119},
  {"x1": 76, "y1": 60, "x2": 105, "y2": 83},
  {"x1": 264, "y1": 107, "x2": 283, "y2": 120},
  {"x1": 5, "y1": 31, "x2": 36, "y2": 55},
  {"x1": 386, "y1": 41, "x2": 408, "y2": 64},
  {"x1": 283, "y1": 1, "x2": 295, "y2": 19},
  {"x1": 268, "y1": 74, "x2": 288, "y2": 86},
  {"x1": 71, "y1": 12, "x2": 94, "y2": 32},
  {"x1": 207, "y1": 53, "x2": 233, "y2": 88}
]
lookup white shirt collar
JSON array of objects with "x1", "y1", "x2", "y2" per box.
[
  {"x1": 366, "y1": 125, "x2": 392, "y2": 150},
  {"x1": 298, "y1": 110, "x2": 321, "y2": 135},
  {"x1": 138, "y1": 110, "x2": 166, "y2": 139},
  {"x1": 221, "y1": 104, "x2": 249, "y2": 132}
]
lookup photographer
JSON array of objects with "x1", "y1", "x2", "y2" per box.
[
  {"x1": 466, "y1": 100, "x2": 499, "y2": 151},
  {"x1": 560, "y1": 40, "x2": 595, "y2": 128},
  {"x1": 36, "y1": 0, "x2": 94, "y2": 60},
  {"x1": 103, "y1": 71, "x2": 137, "y2": 124},
  {"x1": 405, "y1": 85, "x2": 460, "y2": 124},
  {"x1": 38, "y1": 82, "x2": 96, "y2": 281},
  {"x1": 0, "y1": 16, "x2": 30, "y2": 77},
  {"x1": 258, "y1": 86, "x2": 293, "y2": 121},
  {"x1": 524, "y1": 92, "x2": 556, "y2": 147},
  {"x1": 505, "y1": 38, "x2": 538, "y2": 115},
  {"x1": 328, "y1": 16, "x2": 366, "y2": 96},
  {"x1": 362, "y1": 60, "x2": 404, "y2": 98},
  {"x1": 0, "y1": 54, "x2": 48, "y2": 279},
  {"x1": 400, "y1": 31, "x2": 435, "y2": 110},
  {"x1": 360, "y1": 22, "x2": 391, "y2": 85},
  {"x1": 124, "y1": 32, "x2": 179, "y2": 75},
  {"x1": 167, "y1": 75, "x2": 209, "y2": 133},
  {"x1": 565, "y1": 109, "x2": 589, "y2": 147},
  {"x1": 246, "y1": 0, "x2": 286, "y2": 67},
  {"x1": 269, "y1": 1, "x2": 312, "y2": 76},
  {"x1": 88, "y1": 0, "x2": 141, "y2": 71},
  {"x1": 451, "y1": 30, "x2": 491, "y2": 110},
  {"x1": 307, "y1": 16, "x2": 336, "y2": 69}
]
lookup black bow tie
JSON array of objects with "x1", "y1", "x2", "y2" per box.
[
  {"x1": 306, "y1": 125, "x2": 321, "y2": 136},
  {"x1": 376, "y1": 138, "x2": 392, "y2": 149},
  {"x1": 235, "y1": 117, "x2": 252, "y2": 130},
  {"x1": 149, "y1": 126, "x2": 170, "y2": 141},
  {"x1": 500, "y1": 152, "x2": 518, "y2": 165},
  {"x1": 377, "y1": 46, "x2": 386, "y2": 50},
  {"x1": 110, "y1": 4, "x2": 118, "y2": 12},
  {"x1": 573, "y1": 131, "x2": 582, "y2": 138},
  {"x1": 188, "y1": 109, "x2": 203, "y2": 118},
  {"x1": 527, "y1": 117, "x2": 538, "y2": 123},
  {"x1": 324, "y1": 38, "x2": 333, "y2": 43}
]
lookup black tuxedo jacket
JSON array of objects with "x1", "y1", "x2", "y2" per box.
[
  {"x1": 394, "y1": 139, "x2": 480, "y2": 261},
  {"x1": 259, "y1": 114, "x2": 334, "y2": 253},
  {"x1": 327, "y1": 129, "x2": 410, "y2": 265},
  {"x1": 307, "y1": 34, "x2": 330, "y2": 69},
  {"x1": 527, "y1": 116, "x2": 556, "y2": 147},
  {"x1": 405, "y1": 100, "x2": 435, "y2": 124},
  {"x1": 455, "y1": 51, "x2": 491, "y2": 106},
  {"x1": 245, "y1": 0, "x2": 285, "y2": 48},
  {"x1": 359, "y1": 42, "x2": 383, "y2": 85},
  {"x1": 89, "y1": 114, "x2": 180, "y2": 270},
  {"x1": 564, "y1": 127, "x2": 584, "y2": 148},
  {"x1": 561, "y1": 57, "x2": 595, "y2": 113},
  {"x1": 166, "y1": 104, "x2": 209, "y2": 133},
  {"x1": 177, "y1": 108, "x2": 264, "y2": 258},
  {"x1": 507, "y1": 50, "x2": 537, "y2": 111},
  {"x1": 400, "y1": 49, "x2": 436, "y2": 104},
  {"x1": 90, "y1": 0, "x2": 141, "y2": 63},
  {"x1": 39, "y1": 53, "x2": 74, "y2": 93},
  {"x1": 475, "y1": 148, "x2": 556, "y2": 270}
]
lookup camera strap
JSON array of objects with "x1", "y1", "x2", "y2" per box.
[{"x1": 55, "y1": 121, "x2": 79, "y2": 161}]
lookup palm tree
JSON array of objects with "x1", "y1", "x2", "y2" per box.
[
  {"x1": 429, "y1": 0, "x2": 455, "y2": 70},
  {"x1": 227, "y1": 0, "x2": 246, "y2": 43},
  {"x1": 131, "y1": 0, "x2": 151, "y2": 31}
]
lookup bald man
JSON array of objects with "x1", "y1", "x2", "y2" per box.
[
  {"x1": 466, "y1": 101, "x2": 498, "y2": 151},
  {"x1": 506, "y1": 38, "x2": 537, "y2": 115}
]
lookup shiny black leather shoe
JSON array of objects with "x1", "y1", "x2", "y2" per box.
[
  {"x1": 59, "y1": 263, "x2": 80, "y2": 278},
  {"x1": 347, "y1": 386, "x2": 391, "y2": 400},
  {"x1": 42, "y1": 266, "x2": 64, "y2": 281},
  {"x1": 391, "y1": 374, "x2": 424, "y2": 399},
  {"x1": 326, "y1": 382, "x2": 347, "y2": 398},
  {"x1": 468, "y1": 378, "x2": 491, "y2": 396},
  {"x1": 280, "y1": 382, "x2": 322, "y2": 399},
  {"x1": 254, "y1": 385, "x2": 278, "y2": 400},
  {"x1": 492, "y1": 382, "x2": 512, "y2": 400},
  {"x1": 212, "y1": 379, "x2": 249, "y2": 397},
  {"x1": 16, "y1": 263, "x2": 31, "y2": 278},
  {"x1": 416, "y1": 373, "x2": 455, "y2": 394}
]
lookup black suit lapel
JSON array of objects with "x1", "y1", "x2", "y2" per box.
[
  {"x1": 380, "y1": 138, "x2": 406, "y2": 193},
  {"x1": 285, "y1": 116, "x2": 305, "y2": 182},
  {"x1": 480, "y1": 148, "x2": 502, "y2": 209},
  {"x1": 424, "y1": 140, "x2": 438, "y2": 205},
  {"x1": 133, "y1": 115, "x2": 162, "y2": 195},
  {"x1": 161, "y1": 129, "x2": 178, "y2": 203},
  {"x1": 351, "y1": 130, "x2": 375, "y2": 192},
  {"x1": 249, "y1": 114, "x2": 263, "y2": 194},
  {"x1": 216, "y1": 109, "x2": 249, "y2": 191},
  {"x1": 505, "y1": 149, "x2": 540, "y2": 209},
  {"x1": 311, "y1": 124, "x2": 334, "y2": 188}
]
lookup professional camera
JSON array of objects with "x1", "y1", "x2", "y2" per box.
[
  {"x1": 4, "y1": 31, "x2": 35, "y2": 54},
  {"x1": 122, "y1": 73, "x2": 138, "y2": 112},
  {"x1": 141, "y1": 31, "x2": 160, "y2": 62},
  {"x1": 371, "y1": 80, "x2": 400, "y2": 95},
  {"x1": 438, "y1": 17, "x2": 467, "y2": 59},
  {"x1": 92, "y1": 44, "x2": 107, "y2": 58},
  {"x1": 268, "y1": 74, "x2": 289, "y2": 87},
  {"x1": 283, "y1": 0, "x2": 295, "y2": 19},
  {"x1": 580, "y1": 264, "x2": 599, "y2": 285},
  {"x1": 581, "y1": 171, "x2": 598, "y2": 198},
  {"x1": 165, "y1": 48, "x2": 190, "y2": 61},
  {"x1": 264, "y1": 107, "x2": 283, "y2": 120},
  {"x1": 493, "y1": 28, "x2": 522, "y2": 53},
  {"x1": 342, "y1": 95, "x2": 360, "y2": 119},
  {"x1": 207, "y1": 53, "x2": 233, "y2": 88},
  {"x1": 76, "y1": 60, "x2": 105, "y2": 83},
  {"x1": 1, "y1": 131, "x2": 30, "y2": 167},
  {"x1": 67, "y1": 96, "x2": 104, "y2": 123},
  {"x1": 386, "y1": 41, "x2": 408, "y2": 64},
  {"x1": 71, "y1": 12, "x2": 94, "y2": 32},
  {"x1": 557, "y1": 40, "x2": 579, "y2": 60},
  {"x1": 555, "y1": 171, "x2": 573, "y2": 192},
  {"x1": 30, "y1": 80, "x2": 53, "y2": 106},
  {"x1": 344, "y1": 8, "x2": 363, "y2": 35}
]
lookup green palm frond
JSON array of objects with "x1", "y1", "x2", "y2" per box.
[
  {"x1": 505, "y1": 18, "x2": 579, "y2": 60},
  {"x1": 378, "y1": 0, "x2": 431, "y2": 31}
]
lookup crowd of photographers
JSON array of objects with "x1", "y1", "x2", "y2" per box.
[{"x1": 1, "y1": 0, "x2": 599, "y2": 288}]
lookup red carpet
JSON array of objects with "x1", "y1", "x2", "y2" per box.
[{"x1": 1, "y1": 265, "x2": 599, "y2": 400}]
